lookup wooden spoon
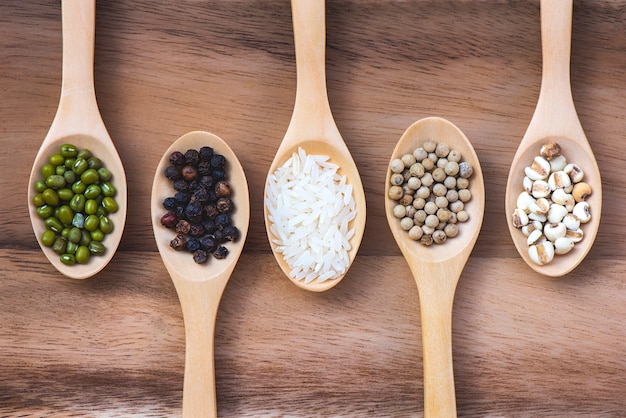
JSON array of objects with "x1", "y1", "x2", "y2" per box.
[
  {"x1": 27, "y1": 0, "x2": 127, "y2": 280},
  {"x1": 263, "y1": 0, "x2": 366, "y2": 292},
  {"x1": 505, "y1": 0, "x2": 602, "y2": 277},
  {"x1": 385, "y1": 117, "x2": 484, "y2": 417},
  {"x1": 151, "y1": 131, "x2": 249, "y2": 418}
]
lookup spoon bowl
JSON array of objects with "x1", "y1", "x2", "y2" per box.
[
  {"x1": 151, "y1": 131, "x2": 249, "y2": 418},
  {"x1": 385, "y1": 117, "x2": 484, "y2": 417},
  {"x1": 505, "y1": 0, "x2": 602, "y2": 277},
  {"x1": 27, "y1": 0, "x2": 127, "y2": 280},
  {"x1": 263, "y1": 0, "x2": 366, "y2": 292}
]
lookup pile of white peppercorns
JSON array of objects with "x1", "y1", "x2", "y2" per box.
[
  {"x1": 511, "y1": 141, "x2": 592, "y2": 265},
  {"x1": 388, "y1": 139, "x2": 474, "y2": 246}
]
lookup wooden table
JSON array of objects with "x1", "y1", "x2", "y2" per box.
[{"x1": 1, "y1": 0, "x2": 624, "y2": 416}]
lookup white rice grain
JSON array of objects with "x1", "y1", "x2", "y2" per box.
[{"x1": 266, "y1": 147, "x2": 357, "y2": 284}]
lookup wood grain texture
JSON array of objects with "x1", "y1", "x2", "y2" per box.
[{"x1": 1, "y1": 0, "x2": 625, "y2": 416}]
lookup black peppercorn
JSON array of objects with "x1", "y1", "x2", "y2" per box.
[
  {"x1": 163, "y1": 197, "x2": 177, "y2": 211},
  {"x1": 204, "y1": 204, "x2": 218, "y2": 219},
  {"x1": 189, "y1": 223, "x2": 205, "y2": 237},
  {"x1": 181, "y1": 165, "x2": 198, "y2": 182},
  {"x1": 198, "y1": 161, "x2": 212, "y2": 176},
  {"x1": 184, "y1": 201, "x2": 202, "y2": 217},
  {"x1": 216, "y1": 197, "x2": 233, "y2": 213},
  {"x1": 198, "y1": 146, "x2": 214, "y2": 161},
  {"x1": 214, "y1": 181, "x2": 231, "y2": 197},
  {"x1": 170, "y1": 234, "x2": 187, "y2": 251},
  {"x1": 213, "y1": 245, "x2": 229, "y2": 259},
  {"x1": 199, "y1": 175, "x2": 214, "y2": 190},
  {"x1": 174, "y1": 191, "x2": 189, "y2": 205},
  {"x1": 186, "y1": 238, "x2": 201, "y2": 252},
  {"x1": 193, "y1": 249, "x2": 209, "y2": 264},
  {"x1": 202, "y1": 219, "x2": 216, "y2": 234},
  {"x1": 173, "y1": 206, "x2": 185, "y2": 218},
  {"x1": 223, "y1": 225, "x2": 239, "y2": 241},
  {"x1": 212, "y1": 169, "x2": 225, "y2": 180},
  {"x1": 215, "y1": 213, "x2": 231, "y2": 228},
  {"x1": 175, "y1": 219, "x2": 191, "y2": 235},
  {"x1": 184, "y1": 149, "x2": 199, "y2": 165},
  {"x1": 161, "y1": 212, "x2": 178, "y2": 228},
  {"x1": 192, "y1": 187, "x2": 209, "y2": 203},
  {"x1": 164, "y1": 165, "x2": 181, "y2": 180},
  {"x1": 213, "y1": 229, "x2": 224, "y2": 241},
  {"x1": 169, "y1": 151, "x2": 185, "y2": 166},
  {"x1": 210, "y1": 154, "x2": 225, "y2": 168},
  {"x1": 200, "y1": 235, "x2": 217, "y2": 252},
  {"x1": 173, "y1": 180, "x2": 188, "y2": 192}
]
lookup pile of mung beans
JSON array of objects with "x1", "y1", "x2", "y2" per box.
[
  {"x1": 32, "y1": 144, "x2": 118, "y2": 265},
  {"x1": 511, "y1": 141, "x2": 591, "y2": 265},
  {"x1": 159, "y1": 147, "x2": 239, "y2": 264},
  {"x1": 388, "y1": 139, "x2": 474, "y2": 246}
]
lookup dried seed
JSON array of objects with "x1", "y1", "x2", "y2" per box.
[
  {"x1": 572, "y1": 182, "x2": 591, "y2": 202},
  {"x1": 544, "y1": 222, "x2": 566, "y2": 242},
  {"x1": 528, "y1": 240, "x2": 554, "y2": 265},
  {"x1": 512, "y1": 208, "x2": 529, "y2": 228},
  {"x1": 554, "y1": 237, "x2": 575, "y2": 255},
  {"x1": 525, "y1": 156, "x2": 550, "y2": 180},
  {"x1": 540, "y1": 141, "x2": 561, "y2": 160},
  {"x1": 573, "y1": 202, "x2": 591, "y2": 223},
  {"x1": 564, "y1": 163, "x2": 584, "y2": 183}
]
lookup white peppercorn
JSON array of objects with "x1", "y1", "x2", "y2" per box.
[
  {"x1": 413, "y1": 148, "x2": 428, "y2": 161},
  {"x1": 410, "y1": 163, "x2": 425, "y2": 178},
  {"x1": 423, "y1": 140, "x2": 437, "y2": 153},
  {"x1": 421, "y1": 172, "x2": 434, "y2": 187},
  {"x1": 437, "y1": 208, "x2": 451, "y2": 223},
  {"x1": 436, "y1": 157, "x2": 448, "y2": 169},
  {"x1": 444, "y1": 223, "x2": 459, "y2": 238},
  {"x1": 408, "y1": 225, "x2": 423, "y2": 241},
  {"x1": 457, "y1": 210, "x2": 469, "y2": 223},
  {"x1": 422, "y1": 224, "x2": 435, "y2": 236},
  {"x1": 422, "y1": 158, "x2": 435, "y2": 171},
  {"x1": 459, "y1": 162, "x2": 473, "y2": 179},
  {"x1": 458, "y1": 188, "x2": 472, "y2": 203},
  {"x1": 425, "y1": 214, "x2": 439, "y2": 228},
  {"x1": 401, "y1": 153, "x2": 416, "y2": 168},
  {"x1": 432, "y1": 183, "x2": 447, "y2": 197},
  {"x1": 432, "y1": 167, "x2": 446, "y2": 182},
  {"x1": 405, "y1": 206, "x2": 417, "y2": 219},
  {"x1": 407, "y1": 177, "x2": 421, "y2": 190},
  {"x1": 398, "y1": 194, "x2": 413, "y2": 206},
  {"x1": 446, "y1": 189, "x2": 459, "y2": 203},
  {"x1": 413, "y1": 197, "x2": 426, "y2": 209},
  {"x1": 400, "y1": 217, "x2": 414, "y2": 231},
  {"x1": 449, "y1": 200, "x2": 464, "y2": 213},
  {"x1": 390, "y1": 159, "x2": 404, "y2": 173},
  {"x1": 388, "y1": 185, "x2": 403, "y2": 200},
  {"x1": 393, "y1": 204, "x2": 406, "y2": 219},
  {"x1": 447, "y1": 149, "x2": 462, "y2": 163},
  {"x1": 435, "y1": 196, "x2": 449, "y2": 209},
  {"x1": 444, "y1": 161, "x2": 459, "y2": 176},
  {"x1": 444, "y1": 176, "x2": 456, "y2": 189},
  {"x1": 456, "y1": 178, "x2": 469, "y2": 189},
  {"x1": 432, "y1": 229, "x2": 447, "y2": 244},
  {"x1": 390, "y1": 173, "x2": 404, "y2": 186},
  {"x1": 416, "y1": 186, "x2": 430, "y2": 199},
  {"x1": 414, "y1": 210, "x2": 427, "y2": 224},
  {"x1": 424, "y1": 201, "x2": 438, "y2": 215},
  {"x1": 435, "y1": 142, "x2": 450, "y2": 158}
]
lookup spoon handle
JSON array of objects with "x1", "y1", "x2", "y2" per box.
[
  {"x1": 60, "y1": 0, "x2": 97, "y2": 101},
  {"x1": 286, "y1": 0, "x2": 339, "y2": 143},
  {"x1": 49, "y1": 0, "x2": 103, "y2": 138},
  {"x1": 173, "y1": 277, "x2": 228, "y2": 418},
  {"x1": 411, "y1": 261, "x2": 463, "y2": 418},
  {"x1": 536, "y1": 0, "x2": 577, "y2": 119}
]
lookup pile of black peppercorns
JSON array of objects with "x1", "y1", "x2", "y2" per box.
[{"x1": 160, "y1": 147, "x2": 239, "y2": 264}]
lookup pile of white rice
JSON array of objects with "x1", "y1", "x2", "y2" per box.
[{"x1": 265, "y1": 147, "x2": 356, "y2": 284}]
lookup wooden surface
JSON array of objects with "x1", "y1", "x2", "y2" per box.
[{"x1": 1, "y1": 0, "x2": 624, "y2": 416}]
